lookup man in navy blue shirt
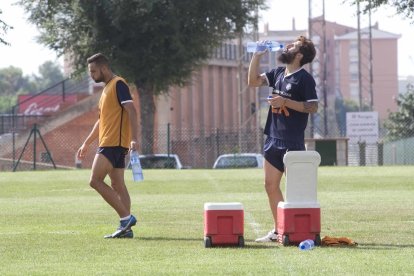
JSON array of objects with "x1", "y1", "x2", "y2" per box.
[{"x1": 248, "y1": 36, "x2": 318, "y2": 242}]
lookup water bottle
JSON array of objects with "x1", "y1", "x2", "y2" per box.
[
  {"x1": 299, "y1": 239, "x2": 315, "y2": 251},
  {"x1": 246, "y1": 41, "x2": 283, "y2": 53},
  {"x1": 130, "y1": 150, "x2": 143, "y2": 182}
]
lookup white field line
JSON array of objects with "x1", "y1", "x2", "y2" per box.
[
  {"x1": 202, "y1": 171, "x2": 263, "y2": 238},
  {"x1": 0, "y1": 157, "x2": 75, "y2": 170}
]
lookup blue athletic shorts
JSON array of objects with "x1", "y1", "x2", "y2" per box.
[
  {"x1": 263, "y1": 137, "x2": 305, "y2": 172},
  {"x1": 97, "y1": 146, "x2": 129, "y2": 169}
]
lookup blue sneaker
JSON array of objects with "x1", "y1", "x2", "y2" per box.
[
  {"x1": 119, "y1": 229, "x2": 134, "y2": 238},
  {"x1": 104, "y1": 215, "x2": 137, "y2": 239},
  {"x1": 120, "y1": 215, "x2": 137, "y2": 230}
]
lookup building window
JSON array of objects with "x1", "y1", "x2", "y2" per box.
[
  {"x1": 350, "y1": 73, "x2": 358, "y2": 81},
  {"x1": 349, "y1": 40, "x2": 358, "y2": 62},
  {"x1": 231, "y1": 44, "x2": 236, "y2": 60},
  {"x1": 349, "y1": 40, "x2": 358, "y2": 49},
  {"x1": 349, "y1": 83, "x2": 359, "y2": 102},
  {"x1": 349, "y1": 61, "x2": 358, "y2": 81}
]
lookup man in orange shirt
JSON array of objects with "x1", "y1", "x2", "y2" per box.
[{"x1": 77, "y1": 53, "x2": 139, "y2": 239}]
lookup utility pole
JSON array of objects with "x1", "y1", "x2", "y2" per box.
[
  {"x1": 308, "y1": 0, "x2": 315, "y2": 137},
  {"x1": 368, "y1": 0, "x2": 374, "y2": 110},
  {"x1": 322, "y1": 0, "x2": 328, "y2": 136},
  {"x1": 308, "y1": 0, "x2": 328, "y2": 136},
  {"x1": 237, "y1": 31, "x2": 244, "y2": 151},
  {"x1": 253, "y1": 6, "x2": 261, "y2": 153},
  {"x1": 357, "y1": 0, "x2": 363, "y2": 111}
]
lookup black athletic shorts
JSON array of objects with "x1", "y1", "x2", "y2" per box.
[
  {"x1": 97, "y1": 146, "x2": 129, "y2": 169},
  {"x1": 263, "y1": 137, "x2": 305, "y2": 172}
]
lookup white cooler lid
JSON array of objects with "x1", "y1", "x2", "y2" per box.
[{"x1": 204, "y1": 202, "x2": 244, "y2": 210}]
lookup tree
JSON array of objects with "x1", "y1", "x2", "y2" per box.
[
  {"x1": 34, "y1": 61, "x2": 65, "y2": 91},
  {"x1": 383, "y1": 84, "x2": 414, "y2": 141},
  {"x1": 0, "y1": 61, "x2": 64, "y2": 112},
  {"x1": 335, "y1": 97, "x2": 370, "y2": 135},
  {"x1": 349, "y1": 0, "x2": 414, "y2": 21},
  {"x1": 0, "y1": 9, "x2": 12, "y2": 46},
  {"x1": 0, "y1": 66, "x2": 34, "y2": 113},
  {"x1": 18, "y1": 0, "x2": 266, "y2": 153}
]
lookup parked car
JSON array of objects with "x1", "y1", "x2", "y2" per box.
[
  {"x1": 212, "y1": 153, "x2": 264, "y2": 169},
  {"x1": 128, "y1": 154, "x2": 183, "y2": 169}
]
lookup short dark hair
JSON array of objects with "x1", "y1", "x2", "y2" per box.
[
  {"x1": 297, "y1": 36, "x2": 316, "y2": 66},
  {"x1": 87, "y1": 53, "x2": 109, "y2": 66}
]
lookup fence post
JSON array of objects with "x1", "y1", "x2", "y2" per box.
[
  {"x1": 358, "y1": 141, "x2": 366, "y2": 166},
  {"x1": 62, "y1": 79, "x2": 66, "y2": 102},
  {"x1": 167, "y1": 123, "x2": 170, "y2": 156},
  {"x1": 377, "y1": 141, "x2": 383, "y2": 166},
  {"x1": 391, "y1": 144, "x2": 396, "y2": 165},
  {"x1": 12, "y1": 107, "x2": 15, "y2": 169},
  {"x1": 12, "y1": 130, "x2": 16, "y2": 170},
  {"x1": 216, "y1": 128, "x2": 220, "y2": 158}
]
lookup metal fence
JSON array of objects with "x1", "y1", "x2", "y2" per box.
[
  {"x1": 0, "y1": 75, "x2": 91, "y2": 136},
  {"x1": 1, "y1": 121, "x2": 414, "y2": 171},
  {"x1": 0, "y1": 72, "x2": 413, "y2": 171},
  {"x1": 0, "y1": 124, "x2": 264, "y2": 171},
  {"x1": 383, "y1": 137, "x2": 414, "y2": 165}
]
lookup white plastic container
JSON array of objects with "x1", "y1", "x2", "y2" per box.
[
  {"x1": 246, "y1": 41, "x2": 283, "y2": 53},
  {"x1": 299, "y1": 239, "x2": 315, "y2": 251},
  {"x1": 130, "y1": 150, "x2": 143, "y2": 182}
]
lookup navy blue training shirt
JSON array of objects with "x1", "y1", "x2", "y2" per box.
[
  {"x1": 116, "y1": 80, "x2": 133, "y2": 105},
  {"x1": 264, "y1": 66, "x2": 317, "y2": 146}
]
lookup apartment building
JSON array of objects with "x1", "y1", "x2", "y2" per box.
[
  {"x1": 335, "y1": 26, "x2": 400, "y2": 120},
  {"x1": 259, "y1": 19, "x2": 400, "y2": 127}
]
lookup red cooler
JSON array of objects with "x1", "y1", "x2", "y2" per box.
[
  {"x1": 203, "y1": 202, "x2": 244, "y2": 248},
  {"x1": 276, "y1": 151, "x2": 322, "y2": 246},
  {"x1": 277, "y1": 202, "x2": 321, "y2": 246}
]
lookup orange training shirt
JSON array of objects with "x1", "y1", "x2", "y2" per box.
[{"x1": 98, "y1": 76, "x2": 132, "y2": 148}]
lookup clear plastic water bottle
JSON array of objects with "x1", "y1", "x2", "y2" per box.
[
  {"x1": 246, "y1": 41, "x2": 283, "y2": 53},
  {"x1": 299, "y1": 239, "x2": 315, "y2": 251},
  {"x1": 130, "y1": 150, "x2": 143, "y2": 182}
]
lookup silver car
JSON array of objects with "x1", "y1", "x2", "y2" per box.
[{"x1": 128, "y1": 154, "x2": 183, "y2": 169}]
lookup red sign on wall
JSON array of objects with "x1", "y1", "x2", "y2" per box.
[{"x1": 18, "y1": 95, "x2": 77, "y2": 115}]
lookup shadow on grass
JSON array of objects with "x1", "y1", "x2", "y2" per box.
[
  {"x1": 135, "y1": 236, "x2": 277, "y2": 249},
  {"x1": 137, "y1": 236, "x2": 201, "y2": 242},
  {"x1": 355, "y1": 243, "x2": 414, "y2": 250},
  {"x1": 243, "y1": 243, "x2": 280, "y2": 249},
  {"x1": 317, "y1": 243, "x2": 414, "y2": 250}
]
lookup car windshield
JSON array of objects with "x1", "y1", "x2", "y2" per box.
[
  {"x1": 216, "y1": 156, "x2": 258, "y2": 168},
  {"x1": 140, "y1": 156, "x2": 177, "y2": 169}
]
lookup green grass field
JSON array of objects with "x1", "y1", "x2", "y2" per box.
[{"x1": 1, "y1": 166, "x2": 414, "y2": 275}]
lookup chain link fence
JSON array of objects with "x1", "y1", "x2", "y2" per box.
[
  {"x1": 1, "y1": 75, "x2": 413, "y2": 170},
  {"x1": 1, "y1": 120, "x2": 414, "y2": 171},
  {"x1": 0, "y1": 124, "x2": 263, "y2": 171}
]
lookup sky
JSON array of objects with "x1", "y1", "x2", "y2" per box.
[
  {"x1": 1, "y1": 0, "x2": 64, "y2": 76},
  {"x1": 1, "y1": 0, "x2": 414, "y2": 77}
]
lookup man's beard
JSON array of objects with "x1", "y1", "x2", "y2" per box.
[
  {"x1": 278, "y1": 50, "x2": 297, "y2": 64},
  {"x1": 93, "y1": 70, "x2": 105, "y2": 83},
  {"x1": 94, "y1": 77, "x2": 104, "y2": 83}
]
